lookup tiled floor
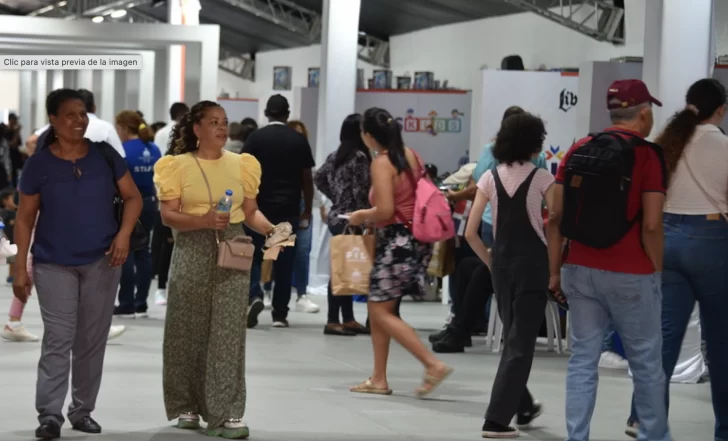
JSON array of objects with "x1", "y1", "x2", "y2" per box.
[{"x1": 0, "y1": 284, "x2": 714, "y2": 441}]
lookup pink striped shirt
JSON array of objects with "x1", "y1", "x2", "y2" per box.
[{"x1": 477, "y1": 162, "x2": 554, "y2": 245}]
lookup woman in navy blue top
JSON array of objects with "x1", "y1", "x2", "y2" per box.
[
  {"x1": 113, "y1": 110, "x2": 162, "y2": 318},
  {"x1": 12, "y1": 88, "x2": 142, "y2": 440}
]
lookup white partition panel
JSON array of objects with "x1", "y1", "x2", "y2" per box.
[{"x1": 481, "y1": 70, "x2": 579, "y2": 175}]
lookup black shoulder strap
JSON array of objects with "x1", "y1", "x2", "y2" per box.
[
  {"x1": 491, "y1": 167, "x2": 509, "y2": 200},
  {"x1": 95, "y1": 141, "x2": 121, "y2": 196}
]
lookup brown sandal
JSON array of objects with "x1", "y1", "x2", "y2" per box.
[
  {"x1": 350, "y1": 378, "x2": 393, "y2": 395},
  {"x1": 415, "y1": 365, "x2": 453, "y2": 398}
]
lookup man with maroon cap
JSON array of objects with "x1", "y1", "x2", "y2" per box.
[{"x1": 545, "y1": 79, "x2": 671, "y2": 441}]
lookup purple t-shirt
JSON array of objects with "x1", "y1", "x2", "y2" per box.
[{"x1": 19, "y1": 141, "x2": 128, "y2": 266}]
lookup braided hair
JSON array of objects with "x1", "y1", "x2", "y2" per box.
[{"x1": 168, "y1": 100, "x2": 221, "y2": 155}]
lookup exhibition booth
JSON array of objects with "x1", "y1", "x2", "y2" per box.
[{"x1": 294, "y1": 88, "x2": 473, "y2": 175}]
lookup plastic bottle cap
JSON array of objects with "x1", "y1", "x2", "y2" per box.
[{"x1": 225, "y1": 189, "x2": 233, "y2": 196}]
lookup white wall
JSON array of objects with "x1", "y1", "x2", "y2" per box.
[
  {"x1": 218, "y1": 68, "x2": 255, "y2": 98},
  {"x1": 247, "y1": 44, "x2": 377, "y2": 124},
  {"x1": 0, "y1": 71, "x2": 20, "y2": 113}
]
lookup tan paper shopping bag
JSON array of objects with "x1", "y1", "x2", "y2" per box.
[{"x1": 330, "y1": 231, "x2": 375, "y2": 296}]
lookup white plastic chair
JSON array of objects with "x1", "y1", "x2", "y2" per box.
[{"x1": 485, "y1": 296, "x2": 566, "y2": 354}]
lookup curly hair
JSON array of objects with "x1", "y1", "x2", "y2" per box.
[
  {"x1": 492, "y1": 112, "x2": 546, "y2": 165},
  {"x1": 169, "y1": 100, "x2": 221, "y2": 155}
]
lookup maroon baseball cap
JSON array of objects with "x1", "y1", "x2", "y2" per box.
[{"x1": 606, "y1": 79, "x2": 662, "y2": 110}]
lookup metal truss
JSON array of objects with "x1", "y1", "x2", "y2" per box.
[
  {"x1": 501, "y1": 0, "x2": 625, "y2": 44},
  {"x1": 220, "y1": 0, "x2": 391, "y2": 67},
  {"x1": 29, "y1": 0, "x2": 155, "y2": 18},
  {"x1": 217, "y1": 0, "x2": 321, "y2": 40},
  {"x1": 358, "y1": 33, "x2": 390, "y2": 68},
  {"x1": 219, "y1": 48, "x2": 255, "y2": 81}
]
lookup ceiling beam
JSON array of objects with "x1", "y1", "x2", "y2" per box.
[
  {"x1": 129, "y1": 8, "x2": 256, "y2": 81},
  {"x1": 216, "y1": 0, "x2": 390, "y2": 67},
  {"x1": 215, "y1": 0, "x2": 321, "y2": 40},
  {"x1": 501, "y1": 0, "x2": 625, "y2": 44},
  {"x1": 28, "y1": 0, "x2": 155, "y2": 18}
]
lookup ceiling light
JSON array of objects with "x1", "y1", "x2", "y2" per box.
[
  {"x1": 92, "y1": 15, "x2": 104, "y2": 23},
  {"x1": 58, "y1": 1, "x2": 67, "y2": 6},
  {"x1": 110, "y1": 9, "x2": 127, "y2": 18}
]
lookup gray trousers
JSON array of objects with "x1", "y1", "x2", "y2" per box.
[{"x1": 34, "y1": 255, "x2": 121, "y2": 425}]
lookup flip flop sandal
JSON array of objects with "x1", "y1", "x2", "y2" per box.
[
  {"x1": 547, "y1": 290, "x2": 569, "y2": 311},
  {"x1": 350, "y1": 378, "x2": 393, "y2": 395},
  {"x1": 415, "y1": 365, "x2": 454, "y2": 398}
]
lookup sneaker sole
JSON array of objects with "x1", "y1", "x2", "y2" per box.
[
  {"x1": 176, "y1": 420, "x2": 200, "y2": 430},
  {"x1": 295, "y1": 305, "x2": 320, "y2": 313},
  {"x1": 206, "y1": 427, "x2": 250, "y2": 439},
  {"x1": 1, "y1": 334, "x2": 39, "y2": 342},
  {"x1": 625, "y1": 427, "x2": 638, "y2": 439},
  {"x1": 247, "y1": 301, "x2": 264, "y2": 329},
  {"x1": 481, "y1": 430, "x2": 519, "y2": 438}
]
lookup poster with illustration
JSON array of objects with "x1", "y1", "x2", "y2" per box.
[
  {"x1": 355, "y1": 91, "x2": 472, "y2": 174},
  {"x1": 308, "y1": 67, "x2": 320, "y2": 87},
  {"x1": 273, "y1": 66, "x2": 292, "y2": 91}
]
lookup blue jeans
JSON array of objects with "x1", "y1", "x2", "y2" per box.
[
  {"x1": 562, "y1": 264, "x2": 669, "y2": 441},
  {"x1": 629, "y1": 214, "x2": 728, "y2": 441},
  {"x1": 292, "y1": 222, "x2": 312, "y2": 295},
  {"x1": 602, "y1": 323, "x2": 616, "y2": 353},
  {"x1": 118, "y1": 197, "x2": 157, "y2": 313}
]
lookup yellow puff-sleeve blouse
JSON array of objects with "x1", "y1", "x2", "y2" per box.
[{"x1": 153, "y1": 151, "x2": 261, "y2": 224}]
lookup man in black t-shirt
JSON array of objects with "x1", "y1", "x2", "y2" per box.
[{"x1": 243, "y1": 94, "x2": 315, "y2": 328}]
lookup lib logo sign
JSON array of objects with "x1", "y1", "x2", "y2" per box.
[{"x1": 559, "y1": 89, "x2": 578, "y2": 112}]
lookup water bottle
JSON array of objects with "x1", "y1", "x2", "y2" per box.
[{"x1": 216, "y1": 190, "x2": 233, "y2": 213}]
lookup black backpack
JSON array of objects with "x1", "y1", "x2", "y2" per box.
[{"x1": 560, "y1": 131, "x2": 665, "y2": 249}]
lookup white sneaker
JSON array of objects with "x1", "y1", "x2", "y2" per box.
[
  {"x1": 107, "y1": 325, "x2": 126, "y2": 341},
  {"x1": 263, "y1": 290, "x2": 272, "y2": 310},
  {"x1": 295, "y1": 295, "x2": 320, "y2": 313},
  {"x1": 1, "y1": 323, "x2": 39, "y2": 342},
  {"x1": 599, "y1": 351, "x2": 629, "y2": 369},
  {"x1": 155, "y1": 289, "x2": 167, "y2": 306}
]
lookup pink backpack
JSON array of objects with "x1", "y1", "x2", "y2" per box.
[{"x1": 398, "y1": 155, "x2": 456, "y2": 243}]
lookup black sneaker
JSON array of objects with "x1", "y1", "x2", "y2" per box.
[
  {"x1": 35, "y1": 420, "x2": 61, "y2": 440},
  {"x1": 516, "y1": 401, "x2": 543, "y2": 427},
  {"x1": 432, "y1": 332, "x2": 466, "y2": 353},
  {"x1": 272, "y1": 318, "x2": 289, "y2": 328},
  {"x1": 481, "y1": 420, "x2": 519, "y2": 438},
  {"x1": 428, "y1": 328, "x2": 449, "y2": 343},
  {"x1": 247, "y1": 299, "x2": 264, "y2": 329},
  {"x1": 113, "y1": 306, "x2": 135, "y2": 318},
  {"x1": 72, "y1": 416, "x2": 102, "y2": 434}
]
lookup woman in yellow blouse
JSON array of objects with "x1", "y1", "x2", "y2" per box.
[{"x1": 154, "y1": 100, "x2": 276, "y2": 439}]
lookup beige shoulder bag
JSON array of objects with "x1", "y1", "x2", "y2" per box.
[{"x1": 193, "y1": 155, "x2": 255, "y2": 271}]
